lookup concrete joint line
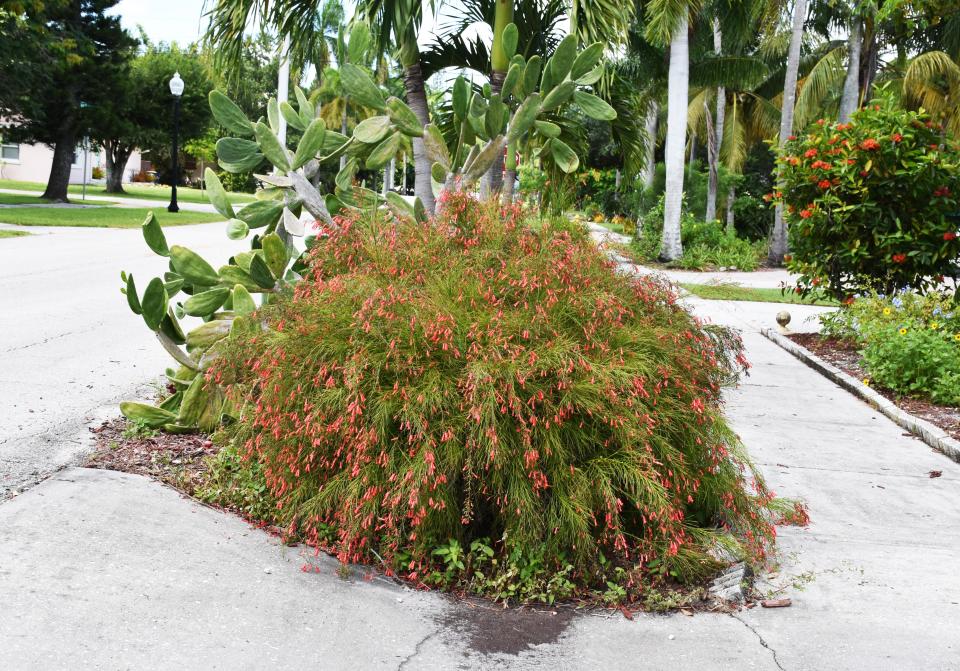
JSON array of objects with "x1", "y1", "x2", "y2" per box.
[
  {"x1": 396, "y1": 628, "x2": 441, "y2": 670},
  {"x1": 760, "y1": 328, "x2": 960, "y2": 464},
  {"x1": 729, "y1": 613, "x2": 786, "y2": 671}
]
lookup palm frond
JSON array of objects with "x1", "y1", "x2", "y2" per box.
[
  {"x1": 793, "y1": 45, "x2": 844, "y2": 128},
  {"x1": 691, "y1": 55, "x2": 770, "y2": 90}
]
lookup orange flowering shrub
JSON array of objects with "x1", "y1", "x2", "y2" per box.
[
  {"x1": 775, "y1": 99, "x2": 960, "y2": 299},
  {"x1": 213, "y1": 194, "x2": 777, "y2": 596}
]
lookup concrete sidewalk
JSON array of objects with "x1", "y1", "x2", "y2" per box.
[{"x1": 1, "y1": 294, "x2": 959, "y2": 668}]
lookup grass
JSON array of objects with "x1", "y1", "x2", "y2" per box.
[
  {"x1": 0, "y1": 178, "x2": 255, "y2": 205},
  {"x1": 0, "y1": 229, "x2": 29, "y2": 238},
  {"x1": 0, "y1": 206, "x2": 224, "y2": 228},
  {"x1": 680, "y1": 282, "x2": 839, "y2": 306}
]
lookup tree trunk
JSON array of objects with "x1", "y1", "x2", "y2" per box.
[
  {"x1": 485, "y1": 70, "x2": 506, "y2": 195},
  {"x1": 402, "y1": 61, "x2": 436, "y2": 214},
  {"x1": 838, "y1": 15, "x2": 861, "y2": 123},
  {"x1": 104, "y1": 140, "x2": 132, "y2": 194},
  {"x1": 726, "y1": 185, "x2": 736, "y2": 234},
  {"x1": 41, "y1": 132, "x2": 77, "y2": 202},
  {"x1": 640, "y1": 101, "x2": 658, "y2": 189},
  {"x1": 768, "y1": 0, "x2": 807, "y2": 266},
  {"x1": 705, "y1": 19, "x2": 725, "y2": 224},
  {"x1": 383, "y1": 157, "x2": 394, "y2": 197},
  {"x1": 661, "y1": 13, "x2": 689, "y2": 262},
  {"x1": 859, "y1": 22, "x2": 879, "y2": 103},
  {"x1": 339, "y1": 102, "x2": 349, "y2": 171}
]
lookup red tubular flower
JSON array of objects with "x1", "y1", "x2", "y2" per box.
[{"x1": 891, "y1": 253, "x2": 907, "y2": 264}]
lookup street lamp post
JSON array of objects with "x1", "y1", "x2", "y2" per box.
[{"x1": 167, "y1": 71, "x2": 184, "y2": 213}]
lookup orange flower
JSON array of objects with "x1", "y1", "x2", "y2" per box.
[
  {"x1": 891, "y1": 133, "x2": 902, "y2": 143},
  {"x1": 817, "y1": 179, "x2": 831, "y2": 189},
  {"x1": 891, "y1": 253, "x2": 907, "y2": 264},
  {"x1": 804, "y1": 148, "x2": 818, "y2": 158},
  {"x1": 799, "y1": 209, "x2": 813, "y2": 219},
  {"x1": 860, "y1": 138, "x2": 880, "y2": 151}
]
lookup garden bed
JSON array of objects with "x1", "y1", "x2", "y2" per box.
[{"x1": 786, "y1": 333, "x2": 960, "y2": 445}]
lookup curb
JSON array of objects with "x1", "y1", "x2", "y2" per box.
[{"x1": 760, "y1": 327, "x2": 960, "y2": 464}]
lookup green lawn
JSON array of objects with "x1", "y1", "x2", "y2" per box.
[
  {"x1": 0, "y1": 193, "x2": 59, "y2": 206},
  {"x1": 680, "y1": 283, "x2": 839, "y2": 306},
  {"x1": 0, "y1": 229, "x2": 29, "y2": 238},
  {"x1": 0, "y1": 179, "x2": 255, "y2": 205},
  {"x1": 0, "y1": 206, "x2": 223, "y2": 228}
]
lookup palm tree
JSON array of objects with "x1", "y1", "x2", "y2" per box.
[
  {"x1": 904, "y1": 51, "x2": 960, "y2": 136},
  {"x1": 768, "y1": 0, "x2": 808, "y2": 266},
  {"x1": 356, "y1": 0, "x2": 436, "y2": 212},
  {"x1": 204, "y1": 0, "x2": 437, "y2": 213},
  {"x1": 645, "y1": 0, "x2": 692, "y2": 261}
]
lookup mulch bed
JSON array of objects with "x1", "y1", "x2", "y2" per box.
[
  {"x1": 86, "y1": 418, "x2": 215, "y2": 494},
  {"x1": 788, "y1": 333, "x2": 960, "y2": 442}
]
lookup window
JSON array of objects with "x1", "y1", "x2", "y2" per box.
[{"x1": 1, "y1": 144, "x2": 19, "y2": 161}]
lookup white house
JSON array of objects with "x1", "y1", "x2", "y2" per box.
[{"x1": 0, "y1": 136, "x2": 143, "y2": 185}]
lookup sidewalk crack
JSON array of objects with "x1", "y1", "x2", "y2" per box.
[
  {"x1": 729, "y1": 613, "x2": 785, "y2": 671},
  {"x1": 397, "y1": 628, "x2": 440, "y2": 670}
]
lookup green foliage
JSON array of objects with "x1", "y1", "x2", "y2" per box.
[
  {"x1": 819, "y1": 290, "x2": 960, "y2": 405},
  {"x1": 776, "y1": 99, "x2": 960, "y2": 299},
  {"x1": 632, "y1": 195, "x2": 766, "y2": 270},
  {"x1": 195, "y1": 442, "x2": 278, "y2": 522},
  {"x1": 211, "y1": 194, "x2": 777, "y2": 601}
]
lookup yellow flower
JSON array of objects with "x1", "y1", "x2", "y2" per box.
[
  {"x1": 863, "y1": 378, "x2": 871, "y2": 386},
  {"x1": 883, "y1": 307, "x2": 892, "y2": 316},
  {"x1": 954, "y1": 334, "x2": 960, "y2": 342},
  {"x1": 930, "y1": 321, "x2": 940, "y2": 330},
  {"x1": 899, "y1": 327, "x2": 908, "y2": 335}
]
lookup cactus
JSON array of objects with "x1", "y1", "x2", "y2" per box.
[{"x1": 120, "y1": 27, "x2": 615, "y2": 433}]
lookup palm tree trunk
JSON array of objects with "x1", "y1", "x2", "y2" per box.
[
  {"x1": 705, "y1": 20, "x2": 724, "y2": 224},
  {"x1": 485, "y1": 0, "x2": 513, "y2": 195},
  {"x1": 661, "y1": 13, "x2": 689, "y2": 262},
  {"x1": 402, "y1": 61, "x2": 436, "y2": 214},
  {"x1": 640, "y1": 101, "x2": 658, "y2": 189},
  {"x1": 726, "y1": 185, "x2": 736, "y2": 234},
  {"x1": 838, "y1": 14, "x2": 861, "y2": 123},
  {"x1": 502, "y1": 143, "x2": 517, "y2": 203},
  {"x1": 768, "y1": 0, "x2": 807, "y2": 266},
  {"x1": 339, "y1": 102, "x2": 349, "y2": 171}
]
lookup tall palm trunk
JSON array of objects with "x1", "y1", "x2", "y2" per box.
[
  {"x1": 768, "y1": 0, "x2": 807, "y2": 266},
  {"x1": 726, "y1": 185, "x2": 736, "y2": 234},
  {"x1": 661, "y1": 13, "x2": 689, "y2": 262},
  {"x1": 401, "y1": 59, "x2": 436, "y2": 214},
  {"x1": 838, "y1": 14, "x2": 861, "y2": 123},
  {"x1": 485, "y1": 0, "x2": 514, "y2": 195},
  {"x1": 339, "y1": 102, "x2": 349, "y2": 171},
  {"x1": 640, "y1": 101, "x2": 658, "y2": 189},
  {"x1": 705, "y1": 19, "x2": 724, "y2": 223}
]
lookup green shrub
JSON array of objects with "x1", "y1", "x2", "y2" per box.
[
  {"x1": 862, "y1": 323, "x2": 960, "y2": 405},
  {"x1": 632, "y1": 195, "x2": 766, "y2": 271},
  {"x1": 775, "y1": 96, "x2": 960, "y2": 299},
  {"x1": 212, "y1": 193, "x2": 777, "y2": 601},
  {"x1": 819, "y1": 290, "x2": 960, "y2": 405},
  {"x1": 195, "y1": 442, "x2": 278, "y2": 523}
]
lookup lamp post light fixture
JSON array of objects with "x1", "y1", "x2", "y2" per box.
[{"x1": 167, "y1": 71, "x2": 184, "y2": 213}]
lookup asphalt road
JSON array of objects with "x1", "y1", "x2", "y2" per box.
[{"x1": 0, "y1": 219, "x2": 231, "y2": 498}]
